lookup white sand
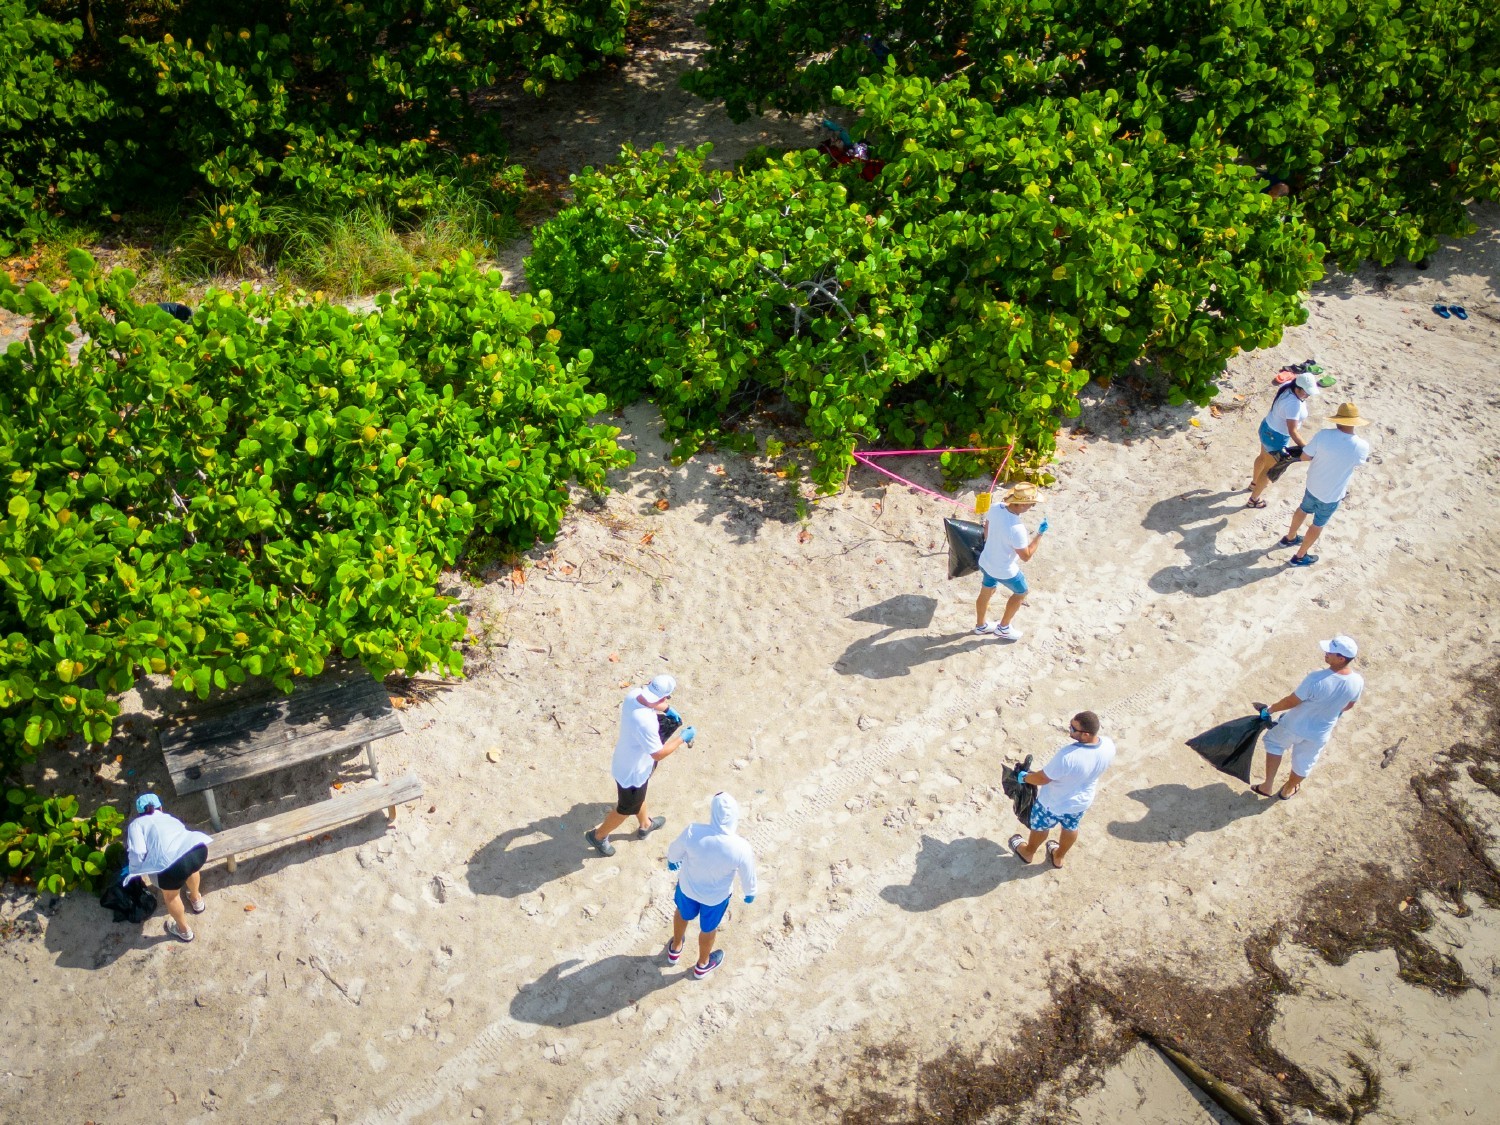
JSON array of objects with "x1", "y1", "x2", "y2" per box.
[{"x1": 4, "y1": 3, "x2": 1500, "y2": 1120}]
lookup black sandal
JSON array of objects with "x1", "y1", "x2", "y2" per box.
[{"x1": 1246, "y1": 498, "x2": 1268, "y2": 509}]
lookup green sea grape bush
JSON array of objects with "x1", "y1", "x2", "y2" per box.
[
  {"x1": 527, "y1": 76, "x2": 1319, "y2": 489},
  {"x1": 1, "y1": 787, "x2": 123, "y2": 894},
  {"x1": 0, "y1": 250, "x2": 628, "y2": 761},
  {"x1": 685, "y1": 0, "x2": 1500, "y2": 267},
  {"x1": 1, "y1": 0, "x2": 635, "y2": 254}
]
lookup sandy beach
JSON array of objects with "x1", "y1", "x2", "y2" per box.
[{"x1": 4, "y1": 3, "x2": 1500, "y2": 1122}]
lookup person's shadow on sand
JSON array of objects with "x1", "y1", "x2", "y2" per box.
[
  {"x1": 836, "y1": 594, "x2": 990, "y2": 678},
  {"x1": 879, "y1": 834, "x2": 1048, "y2": 911},
  {"x1": 510, "y1": 954, "x2": 678, "y2": 1026},
  {"x1": 1142, "y1": 489, "x2": 1286, "y2": 596},
  {"x1": 42, "y1": 895, "x2": 176, "y2": 970},
  {"x1": 467, "y1": 802, "x2": 602, "y2": 899},
  {"x1": 1106, "y1": 782, "x2": 1269, "y2": 845}
]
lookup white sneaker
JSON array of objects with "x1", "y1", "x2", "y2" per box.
[
  {"x1": 993, "y1": 624, "x2": 1022, "y2": 641},
  {"x1": 973, "y1": 622, "x2": 996, "y2": 635}
]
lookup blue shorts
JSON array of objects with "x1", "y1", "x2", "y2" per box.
[
  {"x1": 980, "y1": 567, "x2": 1028, "y2": 595},
  {"x1": 1029, "y1": 802, "x2": 1083, "y2": 832},
  {"x1": 674, "y1": 885, "x2": 731, "y2": 933},
  {"x1": 1298, "y1": 489, "x2": 1340, "y2": 527},
  {"x1": 1259, "y1": 419, "x2": 1291, "y2": 454}
]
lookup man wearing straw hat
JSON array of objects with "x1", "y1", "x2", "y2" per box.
[
  {"x1": 974, "y1": 483, "x2": 1048, "y2": 642},
  {"x1": 1277, "y1": 403, "x2": 1372, "y2": 568}
]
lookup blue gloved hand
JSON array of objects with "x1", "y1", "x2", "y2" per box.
[
  {"x1": 680, "y1": 725, "x2": 696, "y2": 745},
  {"x1": 743, "y1": 895, "x2": 755, "y2": 905},
  {"x1": 665, "y1": 707, "x2": 682, "y2": 724},
  {"x1": 1258, "y1": 706, "x2": 1271, "y2": 721},
  {"x1": 667, "y1": 860, "x2": 681, "y2": 872},
  {"x1": 1038, "y1": 519, "x2": 1050, "y2": 535},
  {"x1": 1016, "y1": 768, "x2": 1029, "y2": 785}
]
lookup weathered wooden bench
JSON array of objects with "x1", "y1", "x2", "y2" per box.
[
  {"x1": 207, "y1": 773, "x2": 423, "y2": 873},
  {"x1": 158, "y1": 666, "x2": 421, "y2": 873}
]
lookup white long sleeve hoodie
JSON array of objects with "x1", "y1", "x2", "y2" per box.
[{"x1": 666, "y1": 792, "x2": 757, "y2": 907}]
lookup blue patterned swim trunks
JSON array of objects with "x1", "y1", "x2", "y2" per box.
[{"x1": 1029, "y1": 802, "x2": 1082, "y2": 832}]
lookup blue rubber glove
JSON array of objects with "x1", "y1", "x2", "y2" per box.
[
  {"x1": 664, "y1": 707, "x2": 682, "y2": 724},
  {"x1": 1016, "y1": 768, "x2": 1029, "y2": 785},
  {"x1": 743, "y1": 895, "x2": 755, "y2": 905},
  {"x1": 680, "y1": 725, "x2": 696, "y2": 745},
  {"x1": 667, "y1": 860, "x2": 681, "y2": 872},
  {"x1": 1258, "y1": 706, "x2": 1271, "y2": 721},
  {"x1": 1038, "y1": 519, "x2": 1049, "y2": 535}
]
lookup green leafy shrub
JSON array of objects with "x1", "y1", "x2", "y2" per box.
[
  {"x1": 529, "y1": 73, "x2": 1319, "y2": 489},
  {"x1": 0, "y1": 249, "x2": 628, "y2": 758},
  {"x1": 2, "y1": 0, "x2": 634, "y2": 255},
  {"x1": 685, "y1": 0, "x2": 1500, "y2": 267},
  {"x1": 1, "y1": 788, "x2": 123, "y2": 895}
]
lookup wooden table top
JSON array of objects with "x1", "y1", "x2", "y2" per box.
[{"x1": 159, "y1": 669, "x2": 403, "y2": 795}]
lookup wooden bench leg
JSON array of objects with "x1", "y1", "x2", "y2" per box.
[
  {"x1": 386, "y1": 802, "x2": 397, "y2": 822},
  {"x1": 204, "y1": 788, "x2": 223, "y2": 831},
  {"x1": 363, "y1": 742, "x2": 382, "y2": 781},
  {"x1": 226, "y1": 854, "x2": 237, "y2": 874}
]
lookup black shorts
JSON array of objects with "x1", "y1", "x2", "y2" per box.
[
  {"x1": 615, "y1": 779, "x2": 651, "y2": 816},
  {"x1": 156, "y1": 844, "x2": 208, "y2": 891}
]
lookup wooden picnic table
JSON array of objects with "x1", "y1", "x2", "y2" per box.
[{"x1": 159, "y1": 667, "x2": 404, "y2": 831}]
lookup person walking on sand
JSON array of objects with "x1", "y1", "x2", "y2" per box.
[
  {"x1": 1277, "y1": 402, "x2": 1372, "y2": 567},
  {"x1": 126, "y1": 794, "x2": 212, "y2": 943},
  {"x1": 664, "y1": 791, "x2": 757, "y2": 979},
  {"x1": 1246, "y1": 371, "x2": 1319, "y2": 508},
  {"x1": 1009, "y1": 712, "x2": 1116, "y2": 869},
  {"x1": 974, "y1": 483, "x2": 1048, "y2": 642},
  {"x1": 1251, "y1": 635, "x2": 1363, "y2": 799},
  {"x1": 585, "y1": 674, "x2": 694, "y2": 857}
]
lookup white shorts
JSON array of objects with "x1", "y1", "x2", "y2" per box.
[{"x1": 1262, "y1": 723, "x2": 1329, "y2": 776}]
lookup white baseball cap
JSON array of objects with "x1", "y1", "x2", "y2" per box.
[
  {"x1": 640, "y1": 674, "x2": 676, "y2": 703},
  {"x1": 1294, "y1": 371, "x2": 1322, "y2": 396},
  {"x1": 1320, "y1": 635, "x2": 1358, "y2": 659}
]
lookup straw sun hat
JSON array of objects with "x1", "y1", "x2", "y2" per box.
[
  {"x1": 1003, "y1": 482, "x2": 1043, "y2": 505},
  {"x1": 1327, "y1": 402, "x2": 1372, "y2": 427}
]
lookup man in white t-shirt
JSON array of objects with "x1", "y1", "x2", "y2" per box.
[
  {"x1": 585, "y1": 674, "x2": 694, "y2": 857},
  {"x1": 1278, "y1": 402, "x2": 1372, "y2": 568},
  {"x1": 974, "y1": 483, "x2": 1048, "y2": 642},
  {"x1": 1009, "y1": 711, "x2": 1117, "y2": 869},
  {"x1": 1252, "y1": 635, "x2": 1363, "y2": 799}
]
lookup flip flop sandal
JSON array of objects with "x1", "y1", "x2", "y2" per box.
[
  {"x1": 1246, "y1": 498, "x2": 1268, "y2": 509},
  {"x1": 1450, "y1": 305, "x2": 1468, "y2": 320},
  {"x1": 1045, "y1": 841, "x2": 1063, "y2": 869},
  {"x1": 1279, "y1": 788, "x2": 1300, "y2": 801},
  {"x1": 1007, "y1": 833, "x2": 1032, "y2": 863},
  {"x1": 1433, "y1": 304, "x2": 1452, "y2": 318},
  {"x1": 1317, "y1": 374, "x2": 1338, "y2": 387},
  {"x1": 1250, "y1": 783, "x2": 1276, "y2": 798}
]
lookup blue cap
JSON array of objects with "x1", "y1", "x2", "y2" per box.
[{"x1": 135, "y1": 793, "x2": 162, "y2": 814}]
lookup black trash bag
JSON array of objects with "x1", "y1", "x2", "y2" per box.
[
  {"x1": 155, "y1": 301, "x2": 193, "y2": 323},
  {"x1": 1001, "y1": 754, "x2": 1035, "y2": 827},
  {"x1": 944, "y1": 518, "x2": 985, "y2": 579},
  {"x1": 658, "y1": 710, "x2": 683, "y2": 742},
  {"x1": 1186, "y1": 714, "x2": 1275, "y2": 783},
  {"x1": 98, "y1": 862, "x2": 158, "y2": 925},
  {"x1": 1266, "y1": 445, "x2": 1305, "y2": 484}
]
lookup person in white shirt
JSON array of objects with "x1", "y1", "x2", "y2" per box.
[
  {"x1": 1252, "y1": 635, "x2": 1364, "y2": 799},
  {"x1": 664, "y1": 792, "x2": 757, "y2": 979},
  {"x1": 1247, "y1": 371, "x2": 1318, "y2": 508},
  {"x1": 126, "y1": 794, "x2": 213, "y2": 942},
  {"x1": 585, "y1": 675, "x2": 694, "y2": 857},
  {"x1": 1009, "y1": 712, "x2": 1117, "y2": 869},
  {"x1": 974, "y1": 482, "x2": 1048, "y2": 643},
  {"x1": 1278, "y1": 402, "x2": 1372, "y2": 567}
]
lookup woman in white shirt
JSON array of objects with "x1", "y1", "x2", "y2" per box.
[
  {"x1": 1246, "y1": 371, "x2": 1318, "y2": 508},
  {"x1": 127, "y1": 794, "x2": 213, "y2": 942}
]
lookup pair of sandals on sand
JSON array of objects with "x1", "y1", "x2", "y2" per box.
[
  {"x1": 1008, "y1": 834, "x2": 1064, "y2": 868},
  {"x1": 1432, "y1": 303, "x2": 1468, "y2": 319}
]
